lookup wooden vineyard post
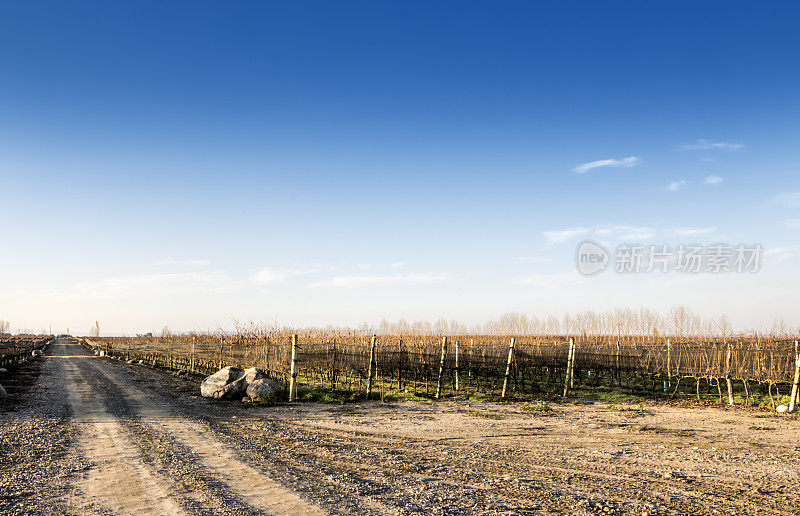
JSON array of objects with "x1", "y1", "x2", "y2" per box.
[
  {"x1": 454, "y1": 340, "x2": 460, "y2": 392},
  {"x1": 569, "y1": 337, "x2": 576, "y2": 389},
  {"x1": 666, "y1": 338, "x2": 671, "y2": 381},
  {"x1": 396, "y1": 339, "x2": 403, "y2": 392},
  {"x1": 469, "y1": 338, "x2": 474, "y2": 379},
  {"x1": 435, "y1": 337, "x2": 447, "y2": 399},
  {"x1": 662, "y1": 338, "x2": 671, "y2": 393},
  {"x1": 191, "y1": 335, "x2": 196, "y2": 374},
  {"x1": 563, "y1": 337, "x2": 575, "y2": 397},
  {"x1": 501, "y1": 338, "x2": 515, "y2": 399},
  {"x1": 789, "y1": 340, "x2": 800, "y2": 413},
  {"x1": 288, "y1": 334, "x2": 298, "y2": 402},
  {"x1": 725, "y1": 341, "x2": 734, "y2": 406},
  {"x1": 330, "y1": 338, "x2": 337, "y2": 392},
  {"x1": 366, "y1": 335, "x2": 377, "y2": 399},
  {"x1": 218, "y1": 336, "x2": 223, "y2": 370}
]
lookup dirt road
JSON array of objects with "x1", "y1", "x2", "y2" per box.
[{"x1": 1, "y1": 339, "x2": 799, "y2": 515}]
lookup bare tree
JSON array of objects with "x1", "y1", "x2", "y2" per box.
[{"x1": 669, "y1": 305, "x2": 691, "y2": 337}]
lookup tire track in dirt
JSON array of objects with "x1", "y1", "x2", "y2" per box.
[
  {"x1": 76, "y1": 348, "x2": 325, "y2": 516},
  {"x1": 61, "y1": 356, "x2": 186, "y2": 515},
  {"x1": 69, "y1": 355, "x2": 259, "y2": 515}
]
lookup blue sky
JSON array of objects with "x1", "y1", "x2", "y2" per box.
[{"x1": 1, "y1": 2, "x2": 799, "y2": 334}]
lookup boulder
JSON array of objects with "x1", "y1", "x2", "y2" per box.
[
  {"x1": 0, "y1": 384, "x2": 6, "y2": 398},
  {"x1": 0, "y1": 368, "x2": 7, "y2": 375},
  {"x1": 31, "y1": 349, "x2": 43, "y2": 357},
  {"x1": 246, "y1": 378, "x2": 281, "y2": 401},
  {"x1": 200, "y1": 366, "x2": 246, "y2": 399},
  {"x1": 243, "y1": 367, "x2": 267, "y2": 384},
  {"x1": 776, "y1": 404, "x2": 788, "y2": 413},
  {"x1": 126, "y1": 359, "x2": 134, "y2": 364}
]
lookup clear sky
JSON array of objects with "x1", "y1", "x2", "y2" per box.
[{"x1": 1, "y1": 2, "x2": 799, "y2": 334}]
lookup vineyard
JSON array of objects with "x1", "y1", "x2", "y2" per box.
[
  {"x1": 85, "y1": 332, "x2": 800, "y2": 409},
  {"x1": 0, "y1": 335, "x2": 53, "y2": 368}
]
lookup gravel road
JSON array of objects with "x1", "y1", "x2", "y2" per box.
[{"x1": 1, "y1": 338, "x2": 799, "y2": 515}]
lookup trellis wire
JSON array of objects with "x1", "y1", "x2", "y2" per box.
[{"x1": 85, "y1": 333, "x2": 799, "y2": 398}]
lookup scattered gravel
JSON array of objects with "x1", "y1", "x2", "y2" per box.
[
  {"x1": 0, "y1": 355, "x2": 85, "y2": 515},
  {"x1": 2, "y1": 340, "x2": 799, "y2": 515}
]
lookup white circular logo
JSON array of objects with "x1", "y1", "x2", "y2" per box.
[{"x1": 576, "y1": 240, "x2": 609, "y2": 276}]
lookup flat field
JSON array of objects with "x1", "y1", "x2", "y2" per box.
[{"x1": 1, "y1": 339, "x2": 798, "y2": 515}]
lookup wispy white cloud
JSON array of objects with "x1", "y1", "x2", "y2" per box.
[
  {"x1": 545, "y1": 224, "x2": 717, "y2": 244},
  {"x1": 513, "y1": 255, "x2": 554, "y2": 263},
  {"x1": 514, "y1": 272, "x2": 584, "y2": 289},
  {"x1": 154, "y1": 258, "x2": 211, "y2": 267},
  {"x1": 704, "y1": 175, "x2": 723, "y2": 185},
  {"x1": 390, "y1": 262, "x2": 407, "y2": 268},
  {"x1": 310, "y1": 273, "x2": 452, "y2": 288},
  {"x1": 667, "y1": 180, "x2": 687, "y2": 192},
  {"x1": 668, "y1": 226, "x2": 717, "y2": 236},
  {"x1": 785, "y1": 219, "x2": 800, "y2": 228},
  {"x1": 543, "y1": 227, "x2": 590, "y2": 243},
  {"x1": 773, "y1": 192, "x2": 800, "y2": 208},
  {"x1": 594, "y1": 225, "x2": 657, "y2": 241},
  {"x1": 0, "y1": 270, "x2": 239, "y2": 306},
  {"x1": 680, "y1": 139, "x2": 745, "y2": 150},
  {"x1": 573, "y1": 156, "x2": 640, "y2": 174},
  {"x1": 252, "y1": 268, "x2": 285, "y2": 284},
  {"x1": 764, "y1": 245, "x2": 799, "y2": 264},
  {"x1": 647, "y1": 274, "x2": 713, "y2": 288},
  {"x1": 75, "y1": 272, "x2": 236, "y2": 299},
  {"x1": 251, "y1": 267, "x2": 318, "y2": 284}
]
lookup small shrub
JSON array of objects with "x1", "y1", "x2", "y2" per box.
[
  {"x1": 257, "y1": 392, "x2": 276, "y2": 406},
  {"x1": 523, "y1": 400, "x2": 551, "y2": 413}
]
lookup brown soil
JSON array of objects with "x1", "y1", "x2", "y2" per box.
[{"x1": 1, "y1": 339, "x2": 798, "y2": 515}]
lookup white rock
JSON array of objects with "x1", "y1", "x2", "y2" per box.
[
  {"x1": 0, "y1": 384, "x2": 6, "y2": 398},
  {"x1": 31, "y1": 349, "x2": 43, "y2": 357},
  {"x1": 243, "y1": 367, "x2": 267, "y2": 384},
  {"x1": 0, "y1": 368, "x2": 7, "y2": 374},
  {"x1": 776, "y1": 404, "x2": 788, "y2": 413},
  {"x1": 246, "y1": 378, "x2": 281, "y2": 401},
  {"x1": 200, "y1": 366, "x2": 246, "y2": 399}
]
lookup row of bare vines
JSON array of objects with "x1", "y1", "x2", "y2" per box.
[{"x1": 85, "y1": 333, "x2": 799, "y2": 398}]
